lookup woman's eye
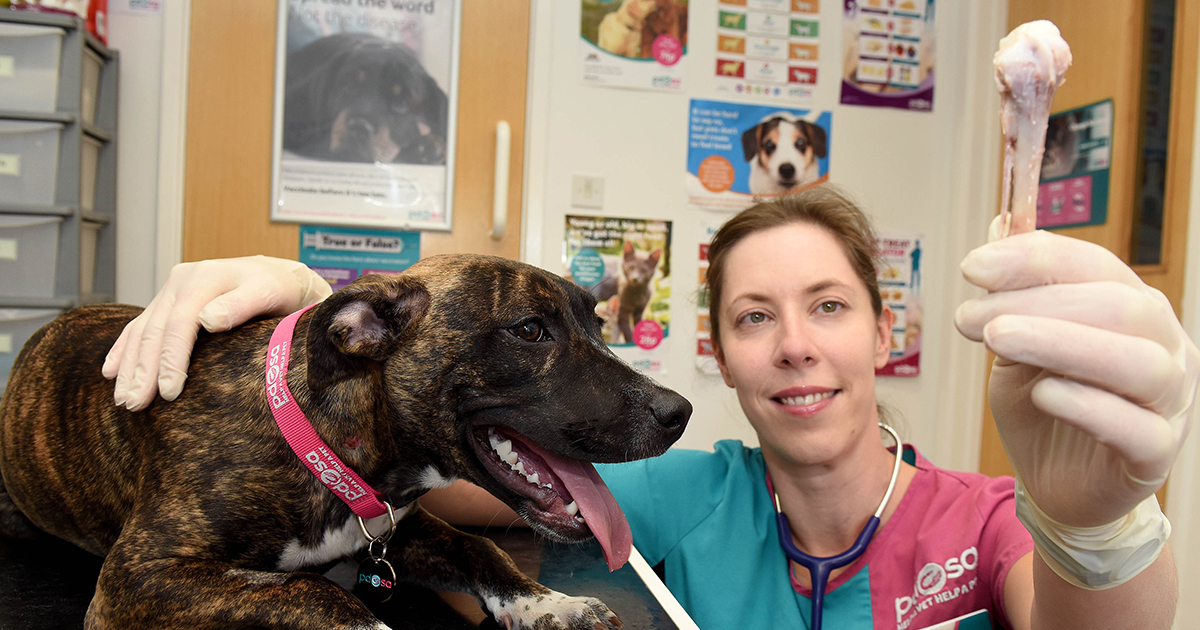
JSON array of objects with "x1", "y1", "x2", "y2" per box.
[
  {"x1": 743, "y1": 312, "x2": 767, "y2": 325},
  {"x1": 819, "y1": 301, "x2": 840, "y2": 314},
  {"x1": 514, "y1": 320, "x2": 547, "y2": 342}
]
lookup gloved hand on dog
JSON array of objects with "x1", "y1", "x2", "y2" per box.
[
  {"x1": 955, "y1": 219, "x2": 1197, "y2": 587},
  {"x1": 103, "y1": 256, "x2": 331, "y2": 411}
]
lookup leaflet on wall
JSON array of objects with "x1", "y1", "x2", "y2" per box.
[
  {"x1": 875, "y1": 231, "x2": 922, "y2": 377},
  {"x1": 580, "y1": 0, "x2": 688, "y2": 91},
  {"x1": 695, "y1": 213, "x2": 728, "y2": 375},
  {"x1": 298, "y1": 225, "x2": 420, "y2": 291},
  {"x1": 686, "y1": 98, "x2": 831, "y2": 211},
  {"x1": 840, "y1": 0, "x2": 936, "y2": 112},
  {"x1": 713, "y1": 0, "x2": 821, "y2": 102},
  {"x1": 1036, "y1": 99, "x2": 1112, "y2": 231},
  {"x1": 564, "y1": 215, "x2": 673, "y2": 374},
  {"x1": 271, "y1": 0, "x2": 461, "y2": 230}
]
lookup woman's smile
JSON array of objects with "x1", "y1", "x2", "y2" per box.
[{"x1": 773, "y1": 387, "x2": 839, "y2": 416}]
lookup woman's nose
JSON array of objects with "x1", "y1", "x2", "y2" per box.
[{"x1": 774, "y1": 316, "x2": 816, "y2": 368}]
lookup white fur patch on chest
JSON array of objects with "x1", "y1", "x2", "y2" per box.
[
  {"x1": 419, "y1": 465, "x2": 456, "y2": 490},
  {"x1": 276, "y1": 504, "x2": 412, "y2": 571}
]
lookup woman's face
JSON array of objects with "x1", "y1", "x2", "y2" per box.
[{"x1": 714, "y1": 222, "x2": 893, "y2": 466}]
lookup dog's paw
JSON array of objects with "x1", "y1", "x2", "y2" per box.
[{"x1": 487, "y1": 591, "x2": 622, "y2": 629}]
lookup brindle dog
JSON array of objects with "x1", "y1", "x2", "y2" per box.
[{"x1": 0, "y1": 254, "x2": 691, "y2": 630}]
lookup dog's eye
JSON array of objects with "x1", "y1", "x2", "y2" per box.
[
  {"x1": 764, "y1": 139, "x2": 776, "y2": 153},
  {"x1": 512, "y1": 320, "x2": 549, "y2": 342},
  {"x1": 796, "y1": 138, "x2": 809, "y2": 152}
]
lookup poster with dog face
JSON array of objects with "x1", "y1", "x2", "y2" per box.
[
  {"x1": 839, "y1": 0, "x2": 936, "y2": 111},
  {"x1": 564, "y1": 215, "x2": 673, "y2": 374},
  {"x1": 580, "y1": 0, "x2": 689, "y2": 91},
  {"x1": 875, "y1": 231, "x2": 922, "y2": 377},
  {"x1": 686, "y1": 98, "x2": 831, "y2": 211},
  {"x1": 271, "y1": 0, "x2": 460, "y2": 230}
]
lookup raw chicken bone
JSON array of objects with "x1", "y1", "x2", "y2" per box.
[{"x1": 994, "y1": 20, "x2": 1073, "y2": 237}]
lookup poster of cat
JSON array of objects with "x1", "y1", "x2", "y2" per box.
[{"x1": 564, "y1": 215, "x2": 673, "y2": 374}]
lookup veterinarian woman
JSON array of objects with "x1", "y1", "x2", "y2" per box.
[{"x1": 105, "y1": 185, "x2": 1194, "y2": 629}]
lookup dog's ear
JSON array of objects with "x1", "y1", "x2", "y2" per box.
[
  {"x1": 741, "y1": 124, "x2": 762, "y2": 161},
  {"x1": 803, "y1": 121, "x2": 827, "y2": 158},
  {"x1": 305, "y1": 274, "x2": 431, "y2": 392}
]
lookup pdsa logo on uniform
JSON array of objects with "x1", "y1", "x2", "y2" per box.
[{"x1": 895, "y1": 547, "x2": 979, "y2": 624}]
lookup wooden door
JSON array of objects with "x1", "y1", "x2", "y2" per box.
[
  {"x1": 181, "y1": 0, "x2": 530, "y2": 263},
  {"x1": 980, "y1": 0, "x2": 1197, "y2": 501}
]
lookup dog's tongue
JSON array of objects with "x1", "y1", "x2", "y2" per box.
[{"x1": 538, "y1": 449, "x2": 632, "y2": 572}]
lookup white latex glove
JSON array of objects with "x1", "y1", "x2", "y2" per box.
[
  {"x1": 955, "y1": 220, "x2": 1198, "y2": 529},
  {"x1": 102, "y1": 256, "x2": 332, "y2": 411}
]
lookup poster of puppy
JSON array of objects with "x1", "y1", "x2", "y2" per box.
[
  {"x1": 271, "y1": 0, "x2": 460, "y2": 230},
  {"x1": 685, "y1": 98, "x2": 831, "y2": 211},
  {"x1": 580, "y1": 0, "x2": 689, "y2": 91},
  {"x1": 563, "y1": 215, "x2": 673, "y2": 374}
]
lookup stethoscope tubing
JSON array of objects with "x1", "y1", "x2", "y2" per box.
[{"x1": 772, "y1": 423, "x2": 903, "y2": 630}]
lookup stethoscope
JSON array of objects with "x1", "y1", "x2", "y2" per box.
[{"x1": 771, "y1": 422, "x2": 903, "y2": 630}]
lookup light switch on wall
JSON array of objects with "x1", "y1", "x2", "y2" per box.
[{"x1": 571, "y1": 175, "x2": 605, "y2": 208}]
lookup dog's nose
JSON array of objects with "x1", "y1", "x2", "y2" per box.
[
  {"x1": 778, "y1": 163, "x2": 796, "y2": 180},
  {"x1": 649, "y1": 391, "x2": 692, "y2": 430}
]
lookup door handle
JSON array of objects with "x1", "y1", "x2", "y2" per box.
[{"x1": 491, "y1": 120, "x2": 511, "y2": 240}]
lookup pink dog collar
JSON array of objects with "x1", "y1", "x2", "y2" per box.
[{"x1": 266, "y1": 305, "x2": 390, "y2": 520}]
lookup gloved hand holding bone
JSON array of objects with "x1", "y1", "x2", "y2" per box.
[{"x1": 955, "y1": 219, "x2": 1198, "y2": 586}]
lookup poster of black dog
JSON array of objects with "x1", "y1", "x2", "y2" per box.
[{"x1": 281, "y1": 2, "x2": 453, "y2": 165}]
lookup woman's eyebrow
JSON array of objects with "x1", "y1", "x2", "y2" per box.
[{"x1": 804, "y1": 279, "x2": 853, "y2": 295}]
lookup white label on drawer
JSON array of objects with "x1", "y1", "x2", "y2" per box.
[
  {"x1": 0, "y1": 334, "x2": 11, "y2": 354},
  {"x1": 0, "y1": 154, "x2": 18, "y2": 177},
  {"x1": 0, "y1": 238, "x2": 15, "y2": 260},
  {"x1": 0, "y1": 56, "x2": 13, "y2": 77}
]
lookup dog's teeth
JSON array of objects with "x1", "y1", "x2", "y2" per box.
[
  {"x1": 526, "y1": 472, "x2": 539, "y2": 485},
  {"x1": 575, "y1": 515, "x2": 586, "y2": 523},
  {"x1": 504, "y1": 451, "x2": 519, "y2": 465},
  {"x1": 514, "y1": 461, "x2": 526, "y2": 475},
  {"x1": 565, "y1": 501, "x2": 578, "y2": 516}
]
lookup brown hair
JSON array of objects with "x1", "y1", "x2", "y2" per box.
[{"x1": 706, "y1": 184, "x2": 883, "y2": 350}]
